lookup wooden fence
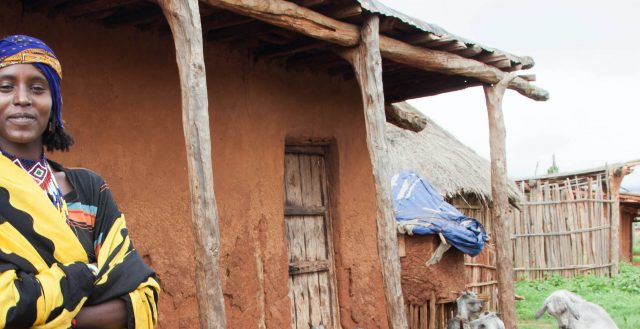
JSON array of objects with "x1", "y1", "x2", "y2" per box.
[
  {"x1": 406, "y1": 300, "x2": 456, "y2": 329},
  {"x1": 453, "y1": 198, "x2": 499, "y2": 311},
  {"x1": 512, "y1": 172, "x2": 614, "y2": 280}
]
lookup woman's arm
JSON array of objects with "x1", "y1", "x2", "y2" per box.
[
  {"x1": 74, "y1": 299, "x2": 128, "y2": 329},
  {"x1": 0, "y1": 262, "x2": 95, "y2": 328}
]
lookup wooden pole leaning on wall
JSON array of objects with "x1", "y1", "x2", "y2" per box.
[
  {"x1": 157, "y1": 0, "x2": 227, "y2": 328},
  {"x1": 337, "y1": 14, "x2": 409, "y2": 329},
  {"x1": 483, "y1": 74, "x2": 517, "y2": 329}
]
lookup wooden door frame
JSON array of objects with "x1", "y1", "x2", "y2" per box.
[{"x1": 285, "y1": 143, "x2": 341, "y2": 329}]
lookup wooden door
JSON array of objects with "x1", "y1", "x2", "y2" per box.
[{"x1": 284, "y1": 146, "x2": 339, "y2": 329}]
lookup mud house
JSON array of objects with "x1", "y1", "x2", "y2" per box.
[
  {"x1": 1, "y1": 0, "x2": 548, "y2": 328},
  {"x1": 385, "y1": 103, "x2": 523, "y2": 327},
  {"x1": 620, "y1": 192, "x2": 640, "y2": 262}
]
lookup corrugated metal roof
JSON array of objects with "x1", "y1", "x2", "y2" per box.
[
  {"x1": 516, "y1": 159, "x2": 640, "y2": 181},
  {"x1": 357, "y1": 0, "x2": 534, "y2": 69}
]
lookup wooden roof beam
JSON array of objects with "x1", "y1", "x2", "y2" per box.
[
  {"x1": 23, "y1": 0, "x2": 74, "y2": 12},
  {"x1": 385, "y1": 103, "x2": 427, "y2": 132},
  {"x1": 59, "y1": 0, "x2": 139, "y2": 17},
  {"x1": 201, "y1": 10, "x2": 254, "y2": 31},
  {"x1": 321, "y1": 4, "x2": 363, "y2": 20},
  {"x1": 291, "y1": 0, "x2": 328, "y2": 7},
  {"x1": 256, "y1": 40, "x2": 326, "y2": 59},
  {"x1": 101, "y1": 6, "x2": 164, "y2": 28},
  {"x1": 385, "y1": 76, "x2": 482, "y2": 102},
  {"x1": 206, "y1": 20, "x2": 271, "y2": 42},
  {"x1": 202, "y1": 0, "x2": 549, "y2": 101},
  {"x1": 454, "y1": 44, "x2": 483, "y2": 57}
]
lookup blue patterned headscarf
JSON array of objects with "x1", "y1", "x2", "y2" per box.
[{"x1": 0, "y1": 35, "x2": 64, "y2": 129}]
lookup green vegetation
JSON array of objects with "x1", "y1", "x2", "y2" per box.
[
  {"x1": 515, "y1": 263, "x2": 640, "y2": 329},
  {"x1": 546, "y1": 155, "x2": 559, "y2": 174}
]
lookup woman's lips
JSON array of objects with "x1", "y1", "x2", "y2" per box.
[{"x1": 6, "y1": 113, "x2": 37, "y2": 124}]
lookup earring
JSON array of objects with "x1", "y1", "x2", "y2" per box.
[{"x1": 48, "y1": 121, "x2": 55, "y2": 133}]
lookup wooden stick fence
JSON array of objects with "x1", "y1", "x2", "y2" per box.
[
  {"x1": 513, "y1": 173, "x2": 613, "y2": 280},
  {"x1": 406, "y1": 300, "x2": 456, "y2": 329},
  {"x1": 454, "y1": 198, "x2": 500, "y2": 312}
]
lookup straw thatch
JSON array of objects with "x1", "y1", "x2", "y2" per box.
[{"x1": 385, "y1": 102, "x2": 522, "y2": 203}]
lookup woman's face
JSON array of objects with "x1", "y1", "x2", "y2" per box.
[{"x1": 0, "y1": 64, "x2": 52, "y2": 152}]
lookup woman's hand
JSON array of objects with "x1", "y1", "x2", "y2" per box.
[{"x1": 74, "y1": 299, "x2": 128, "y2": 329}]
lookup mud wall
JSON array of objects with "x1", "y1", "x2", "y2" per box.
[
  {"x1": 620, "y1": 205, "x2": 635, "y2": 262},
  {"x1": 1, "y1": 1, "x2": 390, "y2": 328},
  {"x1": 400, "y1": 235, "x2": 466, "y2": 304}
]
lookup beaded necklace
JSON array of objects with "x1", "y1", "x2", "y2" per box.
[{"x1": 0, "y1": 149, "x2": 70, "y2": 225}]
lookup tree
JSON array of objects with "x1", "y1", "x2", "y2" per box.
[{"x1": 547, "y1": 154, "x2": 559, "y2": 174}]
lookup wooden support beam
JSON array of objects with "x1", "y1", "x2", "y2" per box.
[
  {"x1": 385, "y1": 102, "x2": 427, "y2": 132},
  {"x1": 384, "y1": 76, "x2": 482, "y2": 103},
  {"x1": 257, "y1": 29, "x2": 298, "y2": 45},
  {"x1": 204, "y1": 0, "x2": 360, "y2": 46},
  {"x1": 400, "y1": 32, "x2": 441, "y2": 45},
  {"x1": 102, "y1": 6, "x2": 164, "y2": 28},
  {"x1": 60, "y1": 0, "x2": 138, "y2": 17},
  {"x1": 453, "y1": 44, "x2": 483, "y2": 57},
  {"x1": 377, "y1": 37, "x2": 548, "y2": 101},
  {"x1": 206, "y1": 20, "x2": 270, "y2": 42},
  {"x1": 156, "y1": 1, "x2": 227, "y2": 328},
  {"x1": 379, "y1": 18, "x2": 398, "y2": 33},
  {"x1": 322, "y1": 3, "x2": 362, "y2": 19},
  {"x1": 257, "y1": 40, "x2": 326, "y2": 59},
  {"x1": 201, "y1": 10, "x2": 254, "y2": 32},
  {"x1": 203, "y1": 0, "x2": 549, "y2": 101},
  {"x1": 23, "y1": 0, "x2": 73, "y2": 12},
  {"x1": 292, "y1": 0, "x2": 327, "y2": 7},
  {"x1": 518, "y1": 74, "x2": 536, "y2": 82},
  {"x1": 483, "y1": 74, "x2": 518, "y2": 329},
  {"x1": 338, "y1": 14, "x2": 408, "y2": 329}
]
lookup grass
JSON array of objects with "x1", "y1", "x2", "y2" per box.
[{"x1": 515, "y1": 262, "x2": 640, "y2": 329}]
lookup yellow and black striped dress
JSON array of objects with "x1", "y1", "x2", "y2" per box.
[{"x1": 0, "y1": 155, "x2": 159, "y2": 328}]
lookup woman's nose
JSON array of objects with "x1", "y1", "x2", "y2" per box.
[{"x1": 13, "y1": 86, "x2": 32, "y2": 106}]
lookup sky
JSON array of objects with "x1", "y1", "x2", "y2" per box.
[{"x1": 385, "y1": 0, "x2": 640, "y2": 192}]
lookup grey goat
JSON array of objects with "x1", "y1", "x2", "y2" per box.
[
  {"x1": 469, "y1": 312, "x2": 505, "y2": 329},
  {"x1": 446, "y1": 291, "x2": 484, "y2": 329},
  {"x1": 535, "y1": 289, "x2": 619, "y2": 329}
]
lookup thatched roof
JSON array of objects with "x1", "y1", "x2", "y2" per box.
[{"x1": 385, "y1": 102, "x2": 522, "y2": 203}]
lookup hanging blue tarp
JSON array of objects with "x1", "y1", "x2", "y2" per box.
[{"x1": 391, "y1": 171, "x2": 488, "y2": 256}]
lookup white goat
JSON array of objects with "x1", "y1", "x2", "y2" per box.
[
  {"x1": 469, "y1": 312, "x2": 505, "y2": 329},
  {"x1": 446, "y1": 291, "x2": 484, "y2": 329},
  {"x1": 535, "y1": 289, "x2": 619, "y2": 329}
]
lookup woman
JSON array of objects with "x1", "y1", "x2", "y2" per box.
[{"x1": 0, "y1": 35, "x2": 159, "y2": 328}]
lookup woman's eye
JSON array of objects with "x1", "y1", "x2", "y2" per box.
[
  {"x1": 0, "y1": 84, "x2": 13, "y2": 92},
  {"x1": 31, "y1": 85, "x2": 47, "y2": 94}
]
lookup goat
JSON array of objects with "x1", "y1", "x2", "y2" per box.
[
  {"x1": 469, "y1": 312, "x2": 505, "y2": 329},
  {"x1": 535, "y1": 289, "x2": 619, "y2": 329},
  {"x1": 446, "y1": 291, "x2": 484, "y2": 329}
]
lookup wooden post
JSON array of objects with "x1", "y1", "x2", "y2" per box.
[
  {"x1": 609, "y1": 166, "x2": 628, "y2": 276},
  {"x1": 483, "y1": 75, "x2": 517, "y2": 329},
  {"x1": 156, "y1": 0, "x2": 227, "y2": 328},
  {"x1": 203, "y1": 0, "x2": 549, "y2": 101},
  {"x1": 338, "y1": 14, "x2": 408, "y2": 329}
]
